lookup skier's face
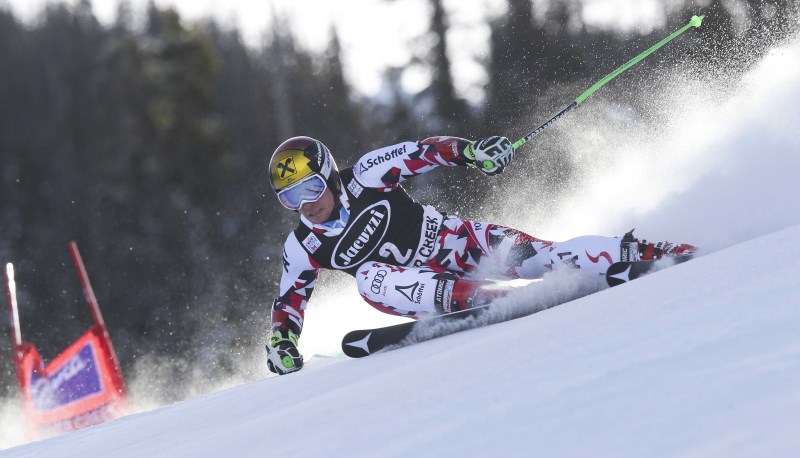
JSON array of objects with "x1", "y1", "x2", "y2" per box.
[{"x1": 299, "y1": 187, "x2": 334, "y2": 224}]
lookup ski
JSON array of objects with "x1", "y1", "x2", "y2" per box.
[
  {"x1": 341, "y1": 305, "x2": 493, "y2": 358},
  {"x1": 605, "y1": 260, "x2": 657, "y2": 287},
  {"x1": 340, "y1": 285, "x2": 580, "y2": 359},
  {"x1": 343, "y1": 256, "x2": 694, "y2": 358},
  {"x1": 606, "y1": 256, "x2": 693, "y2": 287}
]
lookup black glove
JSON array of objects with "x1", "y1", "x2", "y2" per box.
[{"x1": 266, "y1": 329, "x2": 303, "y2": 375}]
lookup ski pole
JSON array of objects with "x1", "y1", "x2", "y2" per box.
[{"x1": 512, "y1": 15, "x2": 704, "y2": 151}]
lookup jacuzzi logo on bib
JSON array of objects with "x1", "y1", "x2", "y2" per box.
[{"x1": 332, "y1": 201, "x2": 391, "y2": 268}]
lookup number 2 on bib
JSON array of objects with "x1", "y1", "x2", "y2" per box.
[{"x1": 379, "y1": 242, "x2": 412, "y2": 264}]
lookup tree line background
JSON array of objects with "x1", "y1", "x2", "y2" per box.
[{"x1": 0, "y1": 0, "x2": 795, "y2": 401}]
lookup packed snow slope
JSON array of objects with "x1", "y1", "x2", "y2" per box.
[{"x1": 5, "y1": 225, "x2": 800, "y2": 456}]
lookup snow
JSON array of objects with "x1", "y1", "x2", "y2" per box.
[
  {"x1": 3, "y1": 23, "x2": 800, "y2": 458},
  {"x1": 4, "y1": 225, "x2": 800, "y2": 457}
]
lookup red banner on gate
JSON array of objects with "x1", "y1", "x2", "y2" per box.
[
  {"x1": 13, "y1": 325, "x2": 127, "y2": 436},
  {"x1": 6, "y1": 242, "x2": 128, "y2": 439}
]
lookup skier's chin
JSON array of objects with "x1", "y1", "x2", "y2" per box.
[
  {"x1": 303, "y1": 206, "x2": 331, "y2": 224},
  {"x1": 300, "y1": 188, "x2": 335, "y2": 224}
]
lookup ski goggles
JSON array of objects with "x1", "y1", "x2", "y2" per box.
[{"x1": 277, "y1": 174, "x2": 327, "y2": 211}]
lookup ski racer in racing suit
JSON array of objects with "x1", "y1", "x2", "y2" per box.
[{"x1": 265, "y1": 135, "x2": 695, "y2": 374}]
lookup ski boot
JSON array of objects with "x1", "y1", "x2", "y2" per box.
[
  {"x1": 447, "y1": 279, "x2": 512, "y2": 313},
  {"x1": 620, "y1": 229, "x2": 697, "y2": 262}
]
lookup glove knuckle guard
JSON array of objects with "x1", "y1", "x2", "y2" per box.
[
  {"x1": 266, "y1": 331, "x2": 304, "y2": 375},
  {"x1": 473, "y1": 136, "x2": 513, "y2": 175}
]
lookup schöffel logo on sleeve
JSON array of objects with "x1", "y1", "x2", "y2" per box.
[{"x1": 358, "y1": 144, "x2": 408, "y2": 173}]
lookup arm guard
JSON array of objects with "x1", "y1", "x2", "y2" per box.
[{"x1": 270, "y1": 233, "x2": 321, "y2": 336}]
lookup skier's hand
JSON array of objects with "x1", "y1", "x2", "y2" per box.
[
  {"x1": 465, "y1": 136, "x2": 514, "y2": 176},
  {"x1": 266, "y1": 329, "x2": 304, "y2": 375}
]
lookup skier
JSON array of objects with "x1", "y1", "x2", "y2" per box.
[{"x1": 266, "y1": 135, "x2": 695, "y2": 374}]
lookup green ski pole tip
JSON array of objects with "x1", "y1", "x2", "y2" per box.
[{"x1": 690, "y1": 15, "x2": 704, "y2": 27}]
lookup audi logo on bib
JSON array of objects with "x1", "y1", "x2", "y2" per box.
[{"x1": 332, "y1": 201, "x2": 391, "y2": 269}]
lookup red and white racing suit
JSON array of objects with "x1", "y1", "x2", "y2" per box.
[{"x1": 271, "y1": 137, "x2": 631, "y2": 336}]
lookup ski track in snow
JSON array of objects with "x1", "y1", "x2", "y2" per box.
[{"x1": 3, "y1": 29, "x2": 800, "y2": 458}]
